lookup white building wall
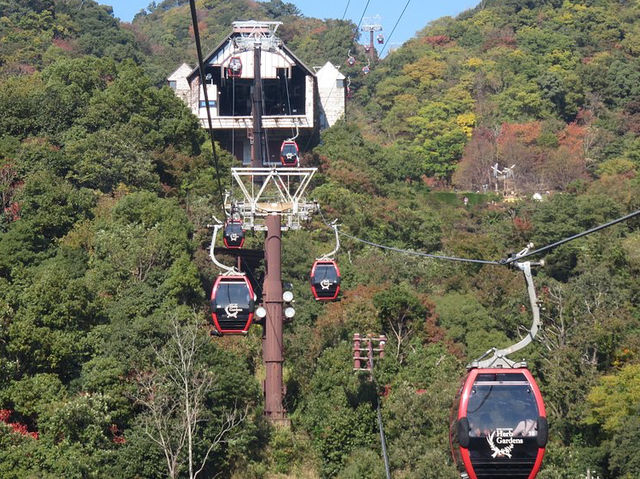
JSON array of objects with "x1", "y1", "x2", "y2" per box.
[
  {"x1": 305, "y1": 75, "x2": 314, "y2": 127},
  {"x1": 167, "y1": 63, "x2": 192, "y2": 105},
  {"x1": 316, "y1": 62, "x2": 345, "y2": 128}
]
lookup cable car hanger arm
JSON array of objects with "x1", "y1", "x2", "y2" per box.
[
  {"x1": 318, "y1": 220, "x2": 340, "y2": 260},
  {"x1": 208, "y1": 221, "x2": 239, "y2": 275},
  {"x1": 470, "y1": 244, "x2": 543, "y2": 369}
]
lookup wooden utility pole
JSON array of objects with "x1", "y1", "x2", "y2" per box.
[{"x1": 353, "y1": 333, "x2": 390, "y2": 479}]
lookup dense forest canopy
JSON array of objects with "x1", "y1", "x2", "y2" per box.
[{"x1": 0, "y1": 0, "x2": 639, "y2": 478}]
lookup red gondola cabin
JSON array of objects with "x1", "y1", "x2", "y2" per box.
[
  {"x1": 210, "y1": 275, "x2": 255, "y2": 334},
  {"x1": 453, "y1": 368, "x2": 547, "y2": 479},
  {"x1": 310, "y1": 259, "x2": 341, "y2": 301},
  {"x1": 280, "y1": 141, "x2": 299, "y2": 166},
  {"x1": 223, "y1": 220, "x2": 245, "y2": 249},
  {"x1": 227, "y1": 57, "x2": 242, "y2": 78},
  {"x1": 377, "y1": 33, "x2": 384, "y2": 44}
]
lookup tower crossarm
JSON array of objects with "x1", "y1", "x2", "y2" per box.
[
  {"x1": 227, "y1": 167, "x2": 318, "y2": 230},
  {"x1": 232, "y1": 20, "x2": 283, "y2": 50}
]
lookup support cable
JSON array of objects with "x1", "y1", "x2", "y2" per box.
[
  {"x1": 355, "y1": 0, "x2": 372, "y2": 33},
  {"x1": 339, "y1": 230, "x2": 502, "y2": 265},
  {"x1": 317, "y1": 208, "x2": 500, "y2": 264},
  {"x1": 500, "y1": 209, "x2": 640, "y2": 264},
  {"x1": 231, "y1": 75, "x2": 235, "y2": 158},
  {"x1": 318, "y1": 208, "x2": 640, "y2": 266},
  {"x1": 379, "y1": 0, "x2": 412, "y2": 57},
  {"x1": 188, "y1": 0, "x2": 227, "y2": 220},
  {"x1": 341, "y1": 0, "x2": 351, "y2": 20},
  {"x1": 366, "y1": 341, "x2": 392, "y2": 479},
  {"x1": 261, "y1": 78, "x2": 271, "y2": 163},
  {"x1": 283, "y1": 69, "x2": 297, "y2": 140}
]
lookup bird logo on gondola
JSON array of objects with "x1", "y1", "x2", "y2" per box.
[
  {"x1": 229, "y1": 233, "x2": 239, "y2": 242},
  {"x1": 487, "y1": 430, "x2": 515, "y2": 458},
  {"x1": 320, "y1": 279, "x2": 332, "y2": 290},
  {"x1": 225, "y1": 303, "x2": 241, "y2": 318}
]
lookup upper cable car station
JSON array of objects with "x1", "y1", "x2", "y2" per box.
[{"x1": 167, "y1": 21, "x2": 347, "y2": 165}]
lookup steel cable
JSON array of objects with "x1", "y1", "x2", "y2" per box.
[
  {"x1": 188, "y1": 0, "x2": 227, "y2": 220},
  {"x1": 318, "y1": 207, "x2": 640, "y2": 266}
]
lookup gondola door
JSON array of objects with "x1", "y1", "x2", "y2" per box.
[{"x1": 455, "y1": 368, "x2": 547, "y2": 479}]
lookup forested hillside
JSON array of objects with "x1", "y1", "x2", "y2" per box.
[{"x1": 0, "y1": 0, "x2": 639, "y2": 478}]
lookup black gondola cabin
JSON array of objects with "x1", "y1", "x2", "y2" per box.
[
  {"x1": 377, "y1": 33, "x2": 384, "y2": 44},
  {"x1": 453, "y1": 368, "x2": 547, "y2": 479},
  {"x1": 210, "y1": 275, "x2": 255, "y2": 334},
  {"x1": 223, "y1": 220, "x2": 245, "y2": 249},
  {"x1": 280, "y1": 141, "x2": 299, "y2": 166},
  {"x1": 310, "y1": 259, "x2": 341, "y2": 301}
]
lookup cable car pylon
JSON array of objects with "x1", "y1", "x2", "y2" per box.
[{"x1": 452, "y1": 243, "x2": 548, "y2": 479}]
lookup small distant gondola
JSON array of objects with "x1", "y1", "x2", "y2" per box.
[
  {"x1": 223, "y1": 219, "x2": 245, "y2": 249},
  {"x1": 310, "y1": 259, "x2": 341, "y2": 301},
  {"x1": 280, "y1": 140, "x2": 299, "y2": 166},
  {"x1": 377, "y1": 33, "x2": 384, "y2": 44},
  {"x1": 210, "y1": 275, "x2": 255, "y2": 334},
  {"x1": 228, "y1": 56, "x2": 242, "y2": 78},
  {"x1": 453, "y1": 368, "x2": 548, "y2": 479}
]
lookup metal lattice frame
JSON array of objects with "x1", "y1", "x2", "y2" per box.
[
  {"x1": 232, "y1": 21, "x2": 282, "y2": 51},
  {"x1": 361, "y1": 15, "x2": 383, "y2": 32},
  {"x1": 226, "y1": 167, "x2": 318, "y2": 231}
]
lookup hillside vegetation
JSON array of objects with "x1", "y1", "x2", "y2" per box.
[{"x1": 0, "y1": 0, "x2": 639, "y2": 478}]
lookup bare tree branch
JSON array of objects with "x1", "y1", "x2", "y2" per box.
[{"x1": 133, "y1": 313, "x2": 249, "y2": 479}]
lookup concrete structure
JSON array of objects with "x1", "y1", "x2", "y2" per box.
[
  {"x1": 167, "y1": 63, "x2": 192, "y2": 104},
  {"x1": 316, "y1": 62, "x2": 346, "y2": 129},
  {"x1": 167, "y1": 21, "x2": 345, "y2": 164}
]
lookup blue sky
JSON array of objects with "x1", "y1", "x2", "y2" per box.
[{"x1": 101, "y1": 0, "x2": 479, "y2": 50}]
